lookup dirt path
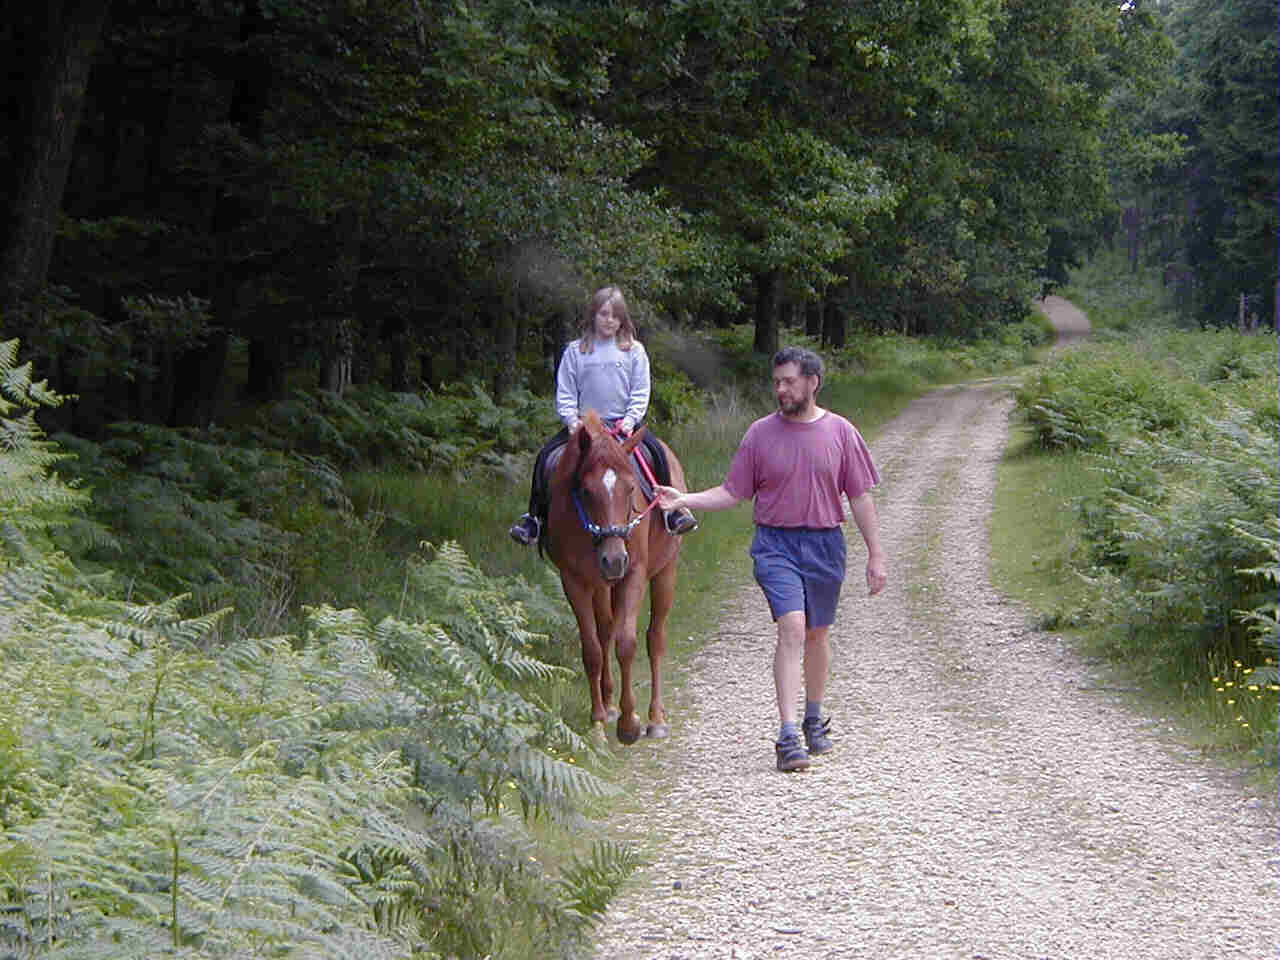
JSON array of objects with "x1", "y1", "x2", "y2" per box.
[{"x1": 589, "y1": 300, "x2": 1279, "y2": 960}]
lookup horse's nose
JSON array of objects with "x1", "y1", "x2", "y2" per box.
[{"x1": 600, "y1": 546, "x2": 629, "y2": 581}]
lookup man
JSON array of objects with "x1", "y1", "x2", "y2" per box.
[{"x1": 655, "y1": 346, "x2": 887, "y2": 772}]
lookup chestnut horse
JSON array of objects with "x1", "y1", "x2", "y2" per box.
[{"x1": 544, "y1": 411, "x2": 685, "y2": 744}]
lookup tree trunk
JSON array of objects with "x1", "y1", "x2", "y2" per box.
[
  {"x1": 383, "y1": 314, "x2": 410, "y2": 392},
  {"x1": 804, "y1": 301, "x2": 823, "y2": 338},
  {"x1": 171, "y1": 0, "x2": 271, "y2": 425},
  {"x1": 247, "y1": 334, "x2": 287, "y2": 400},
  {"x1": 1122, "y1": 205, "x2": 1143, "y2": 275},
  {"x1": 319, "y1": 208, "x2": 363, "y2": 395},
  {"x1": 491, "y1": 285, "x2": 518, "y2": 401},
  {"x1": 319, "y1": 313, "x2": 353, "y2": 395},
  {"x1": 389, "y1": 337, "x2": 408, "y2": 391},
  {"x1": 170, "y1": 330, "x2": 229, "y2": 427},
  {"x1": 543, "y1": 310, "x2": 568, "y2": 388},
  {"x1": 0, "y1": 0, "x2": 111, "y2": 311},
  {"x1": 420, "y1": 350, "x2": 436, "y2": 389},
  {"x1": 779, "y1": 300, "x2": 794, "y2": 333},
  {"x1": 823, "y1": 300, "x2": 846, "y2": 349},
  {"x1": 752, "y1": 270, "x2": 779, "y2": 356}
]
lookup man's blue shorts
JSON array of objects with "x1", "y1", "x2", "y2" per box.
[{"x1": 749, "y1": 525, "x2": 847, "y2": 628}]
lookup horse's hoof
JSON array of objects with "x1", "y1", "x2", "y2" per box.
[
  {"x1": 591, "y1": 721, "x2": 608, "y2": 744},
  {"x1": 645, "y1": 723, "x2": 670, "y2": 740},
  {"x1": 616, "y1": 714, "x2": 643, "y2": 745},
  {"x1": 605, "y1": 707, "x2": 621, "y2": 723}
]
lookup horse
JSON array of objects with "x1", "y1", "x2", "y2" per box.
[{"x1": 543, "y1": 411, "x2": 686, "y2": 744}]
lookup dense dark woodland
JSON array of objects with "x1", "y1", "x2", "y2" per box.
[{"x1": 1, "y1": 0, "x2": 1273, "y2": 437}]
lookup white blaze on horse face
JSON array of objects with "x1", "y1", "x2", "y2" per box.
[{"x1": 601, "y1": 468, "x2": 618, "y2": 496}]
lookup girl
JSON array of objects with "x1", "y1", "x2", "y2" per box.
[{"x1": 509, "y1": 285, "x2": 698, "y2": 544}]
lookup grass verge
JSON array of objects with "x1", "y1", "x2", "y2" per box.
[{"x1": 991, "y1": 274, "x2": 1279, "y2": 792}]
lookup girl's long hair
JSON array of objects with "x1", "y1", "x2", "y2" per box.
[{"x1": 578, "y1": 286, "x2": 636, "y2": 353}]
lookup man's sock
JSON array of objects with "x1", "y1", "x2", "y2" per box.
[
  {"x1": 804, "y1": 700, "x2": 822, "y2": 722},
  {"x1": 779, "y1": 721, "x2": 799, "y2": 741}
]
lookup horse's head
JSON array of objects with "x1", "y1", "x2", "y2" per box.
[{"x1": 569, "y1": 412, "x2": 647, "y2": 581}]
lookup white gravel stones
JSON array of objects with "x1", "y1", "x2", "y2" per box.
[{"x1": 589, "y1": 312, "x2": 1279, "y2": 959}]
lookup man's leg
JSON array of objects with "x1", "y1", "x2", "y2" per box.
[
  {"x1": 773, "y1": 610, "x2": 808, "y2": 726},
  {"x1": 772, "y1": 610, "x2": 811, "y2": 771},
  {"x1": 797, "y1": 528, "x2": 842, "y2": 753},
  {"x1": 803, "y1": 625, "x2": 832, "y2": 705},
  {"x1": 801, "y1": 624, "x2": 835, "y2": 754}
]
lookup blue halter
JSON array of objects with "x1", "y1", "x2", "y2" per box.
[{"x1": 571, "y1": 487, "x2": 644, "y2": 546}]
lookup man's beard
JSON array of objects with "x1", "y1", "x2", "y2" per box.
[{"x1": 778, "y1": 393, "x2": 812, "y2": 416}]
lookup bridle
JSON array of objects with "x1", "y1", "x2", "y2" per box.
[
  {"x1": 571, "y1": 487, "x2": 649, "y2": 546},
  {"x1": 570, "y1": 425, "x2": 661, "y2": 546}
]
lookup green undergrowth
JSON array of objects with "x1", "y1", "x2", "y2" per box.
[
  {"x1": 3, "y1": 344, "x2": 646, "y2": 958},
  {"x1": 994, "y1": 257, "x2": 1278, "y2": 785}
]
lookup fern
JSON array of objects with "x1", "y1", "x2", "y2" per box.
[
  {"x1": 1078, "y1": 402, "x2": 1278, "y2": 665},
  {"x1": 2, "y1": 341, "x2": 631, "y2": 959},
  {"x1": 553, "y1": 840, "x2": 645, "y2": 931},
  {"x1": 1231, "y1": 516, "x2": 1280, "y2": 679}
]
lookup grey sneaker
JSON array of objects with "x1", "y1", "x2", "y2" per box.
[
  {"x1": 775, "y1": 732, "x2": 810, "y2": 772},
  {"x1": 508, "y1": 514, "x2": 541, "y2": 546},
  {"x1": 802, "y1": 716, "x2": 833, "y2": 755}
]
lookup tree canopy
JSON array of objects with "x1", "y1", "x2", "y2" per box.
[{"x1": 0, "y1": 0, "x2": 1204, "y2": 429}]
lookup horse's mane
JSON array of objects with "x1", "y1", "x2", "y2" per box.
[{"x1": 554, "y1": 411, "x2": 632, "y2": 488}]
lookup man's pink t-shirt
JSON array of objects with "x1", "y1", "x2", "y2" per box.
[{"x1": 722, "y1": 410, "x2": 880, "y2": 528}]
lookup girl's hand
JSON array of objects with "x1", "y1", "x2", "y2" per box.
[
  {"x1": 618, "y1": 417, "x2": 635, "y2": 435},
  {"x1": 568, "y1": 418, "x2": 583, "y2": 434}
]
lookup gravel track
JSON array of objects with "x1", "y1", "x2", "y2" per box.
[{"x1": 589, "y1": 300, "x2": 1280, "y2": 960}]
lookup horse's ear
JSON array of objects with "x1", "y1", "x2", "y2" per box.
[
  {"x1": 578, "y1": 424, "x2": 593, "y2": 456},
  {"x1": 622, "y1": 426, "x2": 646, "y2": 455}
]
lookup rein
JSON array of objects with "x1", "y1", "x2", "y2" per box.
[{"x1": 571, "y1": 425, "x2": 661, "y2": 545}]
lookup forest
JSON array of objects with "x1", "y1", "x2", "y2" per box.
[
  {"x1": 0, "y1": 1, "x2": 1276, "y2": 958},
  {"x1": 4, "y1": 0, "x2": 1272, "y2": 426}
]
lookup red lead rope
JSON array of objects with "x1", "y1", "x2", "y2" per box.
[{"x1": 606, "y1": 424, "x2": 662, "y2": 521}]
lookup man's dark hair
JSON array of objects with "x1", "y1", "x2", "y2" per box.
[{"x1": 772, "y1": 346, "x2": 824, "y2": 388}]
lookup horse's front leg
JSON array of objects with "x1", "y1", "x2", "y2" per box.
[
  {"x1": 610, "y1": 569, "x2": 648, "y2": 745},
  {"x1": 643, "y1": 559, "x2": 678, "y2": 739},
  {"x1": 591, "y1": 586, "x2": 619, "y2": 723},
  {"x1": 562, "y1": 578, "x2": 610, "y2": 740}
]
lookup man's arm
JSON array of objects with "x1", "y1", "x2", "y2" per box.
[
  {"x1": 655, "y1": 483, "x2": 742, "y2": 513},
  {"x1": 849, "y1": 491, "x2": 887, "y2": 595}
]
